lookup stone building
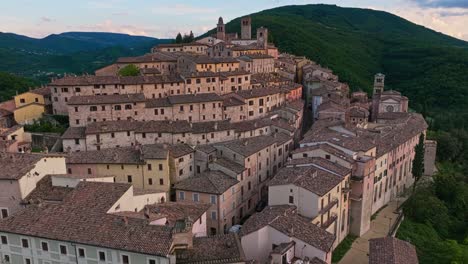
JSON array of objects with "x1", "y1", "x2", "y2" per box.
[
  {"x1": 174, "y1": 170, "x2": 240, "y2": 235},
  {"x1": 66, "y1": 144, "x2": 195, "y2": 194},
  {"x1": 268, "y1": 164, "x2": 351, "y2": 249},
  {"x1": 0, "y1": 125, "x2": 31, "y2": 153},
  {"x1": 13, "y1": 87, "x2": 52, "y2": 125},
  {"x1": 0, "y1": 153, "x2": 66, "y2": 217},
  {"x1": 424, "y1": 140, "x2": 437, "y2": 176},
  {"x1": 145, "y1": 93, "x2": 224, "y2": 123},
  {"x1": 240, "y1": 205, "x2": 334, "y2": 263},
  {"x1": 298, "y1": 111, "x2": 428, "y2": 235},
  {"x1": 371, "y1": 73, "x2": 409, "y2": 121},
  {"x1": 238, "y1": 54, "x2": 275, "y2": 74},
  {"x1": 241, "y1": 16, "x2": 252, "y2": 40},
  {"x1": 68, "y1": 94, "x2": 146, "y2": 127},
  {"x1": 152, "y1": 43, "x2": 208, "y2": 54}
]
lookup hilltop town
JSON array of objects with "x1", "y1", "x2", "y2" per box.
[{"x1": 0, "y1": 16, "x2": 436, "y2": 264}]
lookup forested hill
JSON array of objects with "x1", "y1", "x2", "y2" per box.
[
  {"x1": 0, "y1": 32, "x2": 170, "y2": 77},
  {"x1": 206, "y1": 4, "x2": 468, "y2": 129}
]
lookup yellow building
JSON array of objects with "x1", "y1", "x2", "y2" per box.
[
  {"x1": 66, "y1": 145, "x2": 173, "y2": 194},
  {"x1": 13, "y1": 87, "x2": 51, "y2": 124}
]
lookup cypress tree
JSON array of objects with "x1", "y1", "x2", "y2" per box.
[
  {"x1": 175, "y1": 33, "x2": 182, "y2": 44},
  {"x1": 412, "y1": 133, "x2": 425, "y2": 193}
]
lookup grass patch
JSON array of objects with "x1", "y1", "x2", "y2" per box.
[
  {"x1": 31, "y1": 147, "x2": 43, "y2": 153},
  {"x1": 332, "y1": 234, "x2": 358, "y2": 263},
  {"x1": 24, "y1": 117, "x2": 68, "y2": 134}
]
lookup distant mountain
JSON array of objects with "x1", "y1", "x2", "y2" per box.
[
  {"x1": 204, "y1": 4, "x2": 468, "y2": 129},
  {"x1": 0, "y1": 31, "x2": 168, "y2": 54},
  {"x1": 0, "y1": 31, "x2": 171, "y2": 77}
]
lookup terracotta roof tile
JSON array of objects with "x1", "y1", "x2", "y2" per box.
[
  {"x1": 174, "y1": 170, "x2": 239, "y2": 194},
  {"x1": 68, "y1": 93, "x2": 146, "y2": 105},
  {"x1": 176, "y1": 233, "x2": 245, "y2": 263},
  {"x1": 369, "y1": 237, "x2": 418, "y2": 264},
  {"x1": 0, "y1": 182, "x2": 174, "y2": 256},
  {"x1": 0, "y1": 153, "x2": 45, "y2": 180},
  {"x1": 61, "y1": 126, "x2": 86, "y2": 139},
  {"x1": 269, "y1": 167, "x2": 343, "y2": 196},
  {"x1": 240, "y1": 205, "x2": 335, "y2": 252}
]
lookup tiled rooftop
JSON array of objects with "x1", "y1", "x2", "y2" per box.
[
  {"x1": 176, "y1": 233, "x2": 245, "y2": 263},
  {"x1": 174, "y1": 170, "x2": 239, "y2": 195},
  {"x1": 240, "y1": 205, "x2": 335, "y2": 252},
  {"x1": 67, "y1": 145, "x2": 168, "y2": 164},
  {"x1": 68, "y1": 93, "x2": 146, "y2": 105},
  {"x1": 0, "y1": 153, "x2": 45, "y2": 180},
  {"x1": 269, "y1": 166, "x2": 344, "y2": 196},
  {"x1": 215, "y1": 134, "x2": 282, "y2": 157},
  {"x1": 286, "y1": 157, "x2": 351, "y2": 177},
  {"x1": 0, "y1": 182, "x2": 174, "y2": 256},
  {"x1": 369, "y1": 237, "x2": 418, "y2": 264}
]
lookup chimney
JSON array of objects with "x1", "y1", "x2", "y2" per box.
[
  {"x1": 123, "y1": 216, "x2": 129, "y2": 225},
  {"x1": 214, "y1": 122, "x2": 218, "y2": 130}
]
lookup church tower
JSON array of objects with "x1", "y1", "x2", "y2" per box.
[
  {"x1": 371, "y1": 73, "x2": 385, "y2": 122},
  {"x1": 373, "y1": 73, "x2": 385, "y2": 95},
  {"x1": 256, "y1": 27, "x2": 268, "y2": 49},
  {"x1": 217, "y1": 17, "x2": 225, "y2": 41},
  {"x1": 241, "y1": 16, "x2": 251, "y2": 39}
]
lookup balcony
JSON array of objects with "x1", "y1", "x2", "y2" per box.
[
  {"x1": 342, "y1": 187, "x2": 352, "y2": 193},
  {"x1": 351, "y1": 175, "x2": 364, "y2": 182},
  {"x1": 319, "y1": 198, "x2": 338, "y2": 214},
  {"x1": 322, "y1": 213, "x2": 337, "y2": 229}
]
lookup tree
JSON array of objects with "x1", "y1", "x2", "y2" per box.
[
  {"x1": 412, "y1": 133, "x2": 425, "y2": 192},
  {"x1": 175, "y1": 33, "x2": 182, "y2": 44},
  {"x1": 434, "y1": 131, "x2": 461, "y2": 162},
  {"x1": 189, "y1": 31, "x2": 194, "y2": 42},
  {"x1": 118, "y1": 64, "x2": 140, "y2": 77}
]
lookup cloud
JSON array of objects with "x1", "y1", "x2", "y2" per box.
[
  {"x1": 74, "y1": 19, "x2": 211, "y2": 38},
  {"x1": 151, "y1": 4, "x2": 218, "y2": 16},
  {"x1": 40, "y1": 17, "x2": 53, "y2": 23},
  {"x1": 387, "y1": 3, "x2": 468, "y2": 41},
  {"x1": 77, "y1": 20, "x2": 159, "y2": 36},
  {"x1": 438, "y1": 10, "x2": 468, "y2": 16},
  {"x1": 410, "y1": 0, "x2": 468, "y2": 8},
  {"x1": 111, "y1": 12, "x2": 130, "y2": 16}
]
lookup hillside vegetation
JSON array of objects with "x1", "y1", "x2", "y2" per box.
[
  {"x1": 0, "y1": 32, "x2": 170, "y2": 77},
  {"x1": 207, "y1": 4, "x2": 468, "y2": 129}
]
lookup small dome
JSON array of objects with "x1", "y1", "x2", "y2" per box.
[{"x1": 218, "y1": 17, "x2": 224, "y2": 24}]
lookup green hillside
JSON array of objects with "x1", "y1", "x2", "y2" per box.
[
  {"x1": 0, "y1": 32, "x2": 171, "y2": 77},
  {"x1": 208, "y1": 4, "x2": 468, "y2": 129}
]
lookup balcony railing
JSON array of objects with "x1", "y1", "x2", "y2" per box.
[
  {"x1": 322, "y1": 213, "x2": 337, "y2": 229},
  {"x1": 319, "y1": 198, "x2": 338, "y2": 214}
]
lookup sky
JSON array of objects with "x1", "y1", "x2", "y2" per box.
[{"x1": 1, "y1": 0, "x2": 468, "y2": 41}]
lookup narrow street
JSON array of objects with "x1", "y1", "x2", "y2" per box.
[{"x1": 338, "y1": 199, "x2": 405, "y2": 264}]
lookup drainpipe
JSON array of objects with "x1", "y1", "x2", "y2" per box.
[{"x1": 71, "y1": 243, "x2": 79, "y2": 264}]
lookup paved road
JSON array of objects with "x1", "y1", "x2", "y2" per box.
[{"x1": 338, "y1": 200, "x2": 403, "y2": 264}]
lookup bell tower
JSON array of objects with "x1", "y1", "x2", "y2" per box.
[
  {"x1": 256, "y1": 27, "x2": 268, "y2": 49},
  {"x1": 241, "y1": 16, "x2": 251, "y2": 39},
  {"x1": 371, "y1": 73, "x2": 385, "y2": 122},
  {"x1": 217, "y1": 17, "x2": 225, "y2": 41},
  {"x1": 373, "y1": 73, "x2": 385, "y2": 95}
]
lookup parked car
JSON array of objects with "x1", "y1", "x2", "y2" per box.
[{"x1": 229, "y1": 225, "x2": 242, "y2": 234}]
